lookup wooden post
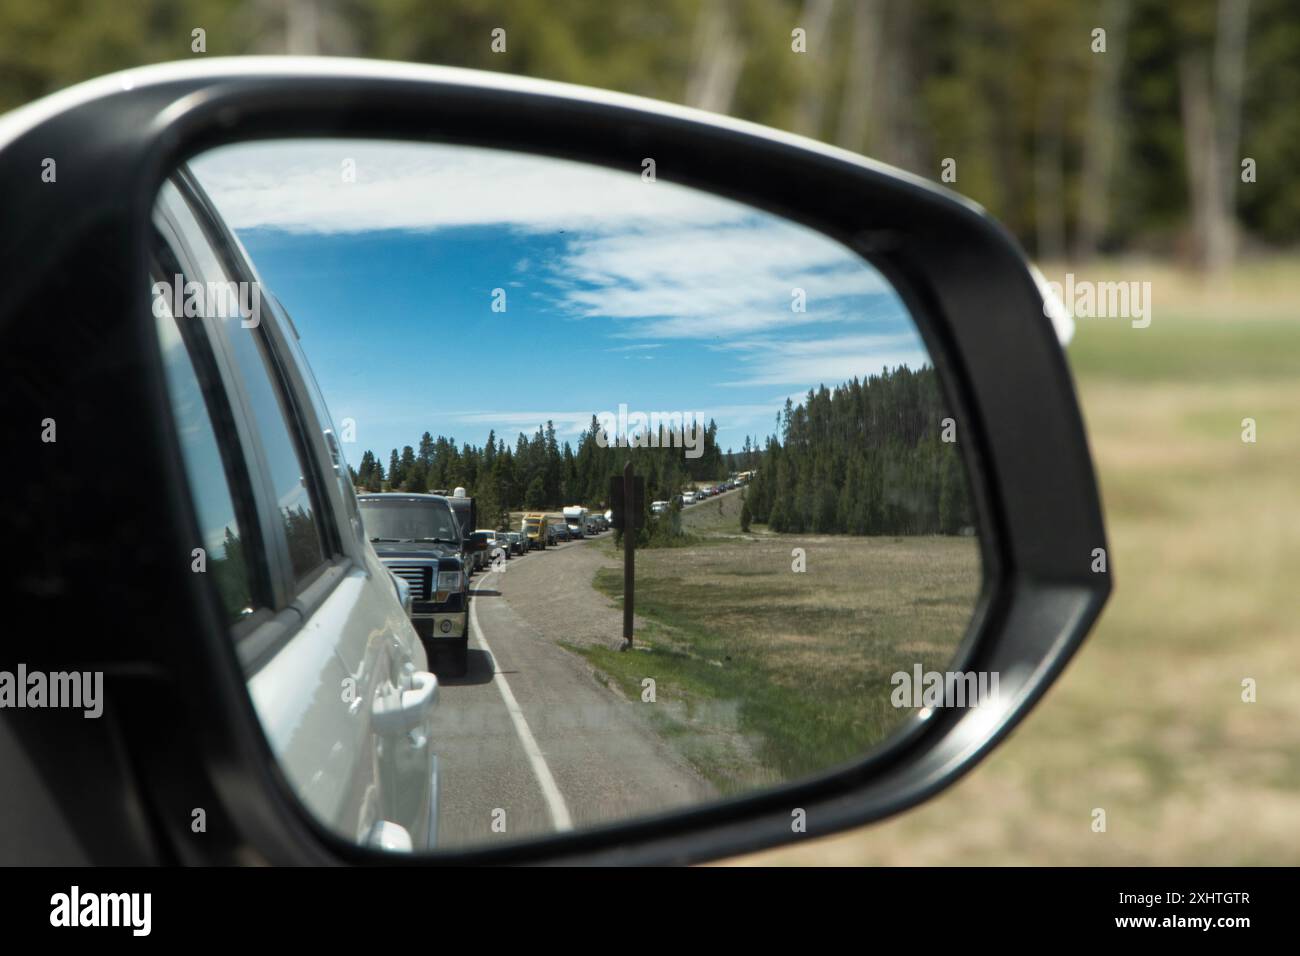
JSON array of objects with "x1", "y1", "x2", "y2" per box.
[{"x1": 621, "y1": 459, "x2": 634, "y2": 651}]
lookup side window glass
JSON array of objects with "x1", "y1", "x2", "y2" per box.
[
  {"x1": 157, "y1": 180, "x2": 329, "y2": 592},
  {"x1": 218, "y1": 317, "x2": 328, "y2": 587},
  {"x1": 154, "y1": 298, "x2": 257, "y2": 625},
  {"x1": 275, "y1": 298, "x2": 366, "y2": 547}
]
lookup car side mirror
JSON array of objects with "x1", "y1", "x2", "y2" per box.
[{"x1": 0, "y1": 58, "x2": 1109, "y2": 866}]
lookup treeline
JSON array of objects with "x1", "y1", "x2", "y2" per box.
[
  {"x1": 352, "y1": 367, "x2": 972, "y2": 536},
  {"x1": 745, "y1": 366, "x2": 973, "y2": 536},
  {"x1": 352, "y1": 418, "x2": 763, "y2": 529},
  {"x1": 9, "y1": 1, "x2": 1294, "y2": 270}
]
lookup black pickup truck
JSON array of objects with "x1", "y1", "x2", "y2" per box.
[{"x1": 357, "y1": 493, "x2": 472, "y2": 675}]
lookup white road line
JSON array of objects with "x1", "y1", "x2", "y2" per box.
[{"x1": 469, "y1": 569, "x2": 573, "y2": 832}]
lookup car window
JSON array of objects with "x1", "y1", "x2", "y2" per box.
[
  {"x1": 155, "y1": 182, "x2": 232, "y2": 295},
  {"x1": 157, "y1": 179, "x2": 329, "y2": 592},
  {"x1": 358, "y1": 498, "x2": 458, "y2": 542},
  {"x1": 153, "y1": 293, "x2": 258, "y2": 626},
  {"x1": 271, "y1": 295, "x2": 366, "y2": 549},
  {"x1": 447, "y1": 500, "x2": 473, "y2": 538},
  {"x1": 220, "y1": 318, "x2": 329, "y2": 587}
]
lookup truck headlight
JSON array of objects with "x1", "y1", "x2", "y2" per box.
[{"x1": 438, "y1": 570, "x2": 463, "y2": 592}]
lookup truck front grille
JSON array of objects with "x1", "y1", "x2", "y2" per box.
[{"x1": 387, "y1": 564, "x2": 431, "y2": 601}]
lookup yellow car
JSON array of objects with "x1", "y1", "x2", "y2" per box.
[{"x1": 521, "y1": 513, "x2": 548, "y2": 550}]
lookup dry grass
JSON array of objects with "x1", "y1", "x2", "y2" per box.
[{"x1": 580, "y1": 530, "x2": 980, "y2": 794}]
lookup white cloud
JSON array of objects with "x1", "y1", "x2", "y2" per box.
[
  {"x1": 552, "y1": 219, "x2": 895, "y2": 340},
  {"x1": 191, "y1": 140, "x2": 750, "y2": 235},
  {"x1": 716, "y1": 333, "x2": 928, "y2": 387},
  {"x1": 192, "y1": 138, "x2": 929, "y2": 413},
  {"x1": 192, "y1": 139, "x2": 909, "y2": 345}
]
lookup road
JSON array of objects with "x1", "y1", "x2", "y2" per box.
[{"x1": 426, "y1": 537, "x2": 714, "y2": 849}]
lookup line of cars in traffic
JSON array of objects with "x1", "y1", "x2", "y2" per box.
[
  {"x1": 521, "y1": 508, "x2": 612, "y2": 548},
  {"x1": 356, "y1": 488, "x2": 609, "y2": 675},
  {"x1": 649, "y1": 472, "x2": 753, "y2": 515}
]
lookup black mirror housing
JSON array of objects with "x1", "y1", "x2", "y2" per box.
[{"x1": 0, "y1": 58, "x2": 1108, "y2": 866}]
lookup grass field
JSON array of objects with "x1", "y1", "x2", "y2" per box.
[
  {"x1": 734, "y1": 256, "x2": 1300, "y2": 865},
  {"x1": 572, "y1": 495, "x2": 981, "y2": 795}
]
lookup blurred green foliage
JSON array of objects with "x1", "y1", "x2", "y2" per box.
[{"x1": 2, "y1": 0, "x2": 1297, "y2": 256}]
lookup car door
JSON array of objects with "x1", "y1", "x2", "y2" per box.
[{"x1": 151, "y1": 173, "x2": 437, "y2": 850}]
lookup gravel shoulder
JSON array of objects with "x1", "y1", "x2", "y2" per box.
[{"x1": 497, "y1": 537, "x2": 648, "y2": 650}]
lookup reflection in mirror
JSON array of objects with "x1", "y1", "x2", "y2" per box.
[{"x1": 155, "y1": 139, "x2": 984, "y2": 852}]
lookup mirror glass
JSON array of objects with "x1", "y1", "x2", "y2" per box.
[{"x1": 152, "y1": 139, "x2": 984, "y2": 852}]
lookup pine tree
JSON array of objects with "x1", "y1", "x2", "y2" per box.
[{"x1": 387, "y1": 449, "x2": 402, "y2": 490}]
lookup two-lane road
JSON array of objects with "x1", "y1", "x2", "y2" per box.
[{"x1": 426, "y1": 540, "x2": 713, "y2": 849}]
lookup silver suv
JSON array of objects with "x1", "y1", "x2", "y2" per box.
[{"x1": 151, "y1": 169, "x2": 441, "y2": 850}]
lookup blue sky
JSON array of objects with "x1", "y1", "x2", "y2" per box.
[{"x1": 193, "y1": 140, "x2": 927, "y2": 462}]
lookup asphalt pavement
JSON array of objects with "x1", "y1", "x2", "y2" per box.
[{"x1": 427, "y1": 539, "x2": 713, "y2": 849}]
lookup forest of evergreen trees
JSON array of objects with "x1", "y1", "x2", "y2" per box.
[
  {"x1": 744, "y1": 365, "x2": 974, "y2": 536},
  {"x1": 11, "y1": 1, "x2": 1292, "y2": 273},
  {"x1": 353, "y1": 364, "x2": 971, "y2": 537},
  {"x1": 351, "y1": 417, "x2": 761, "y2": 531}
]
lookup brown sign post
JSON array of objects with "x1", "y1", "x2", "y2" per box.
[{"x1": 609, "y1": 462, "x2": 644, "y2": 651}]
